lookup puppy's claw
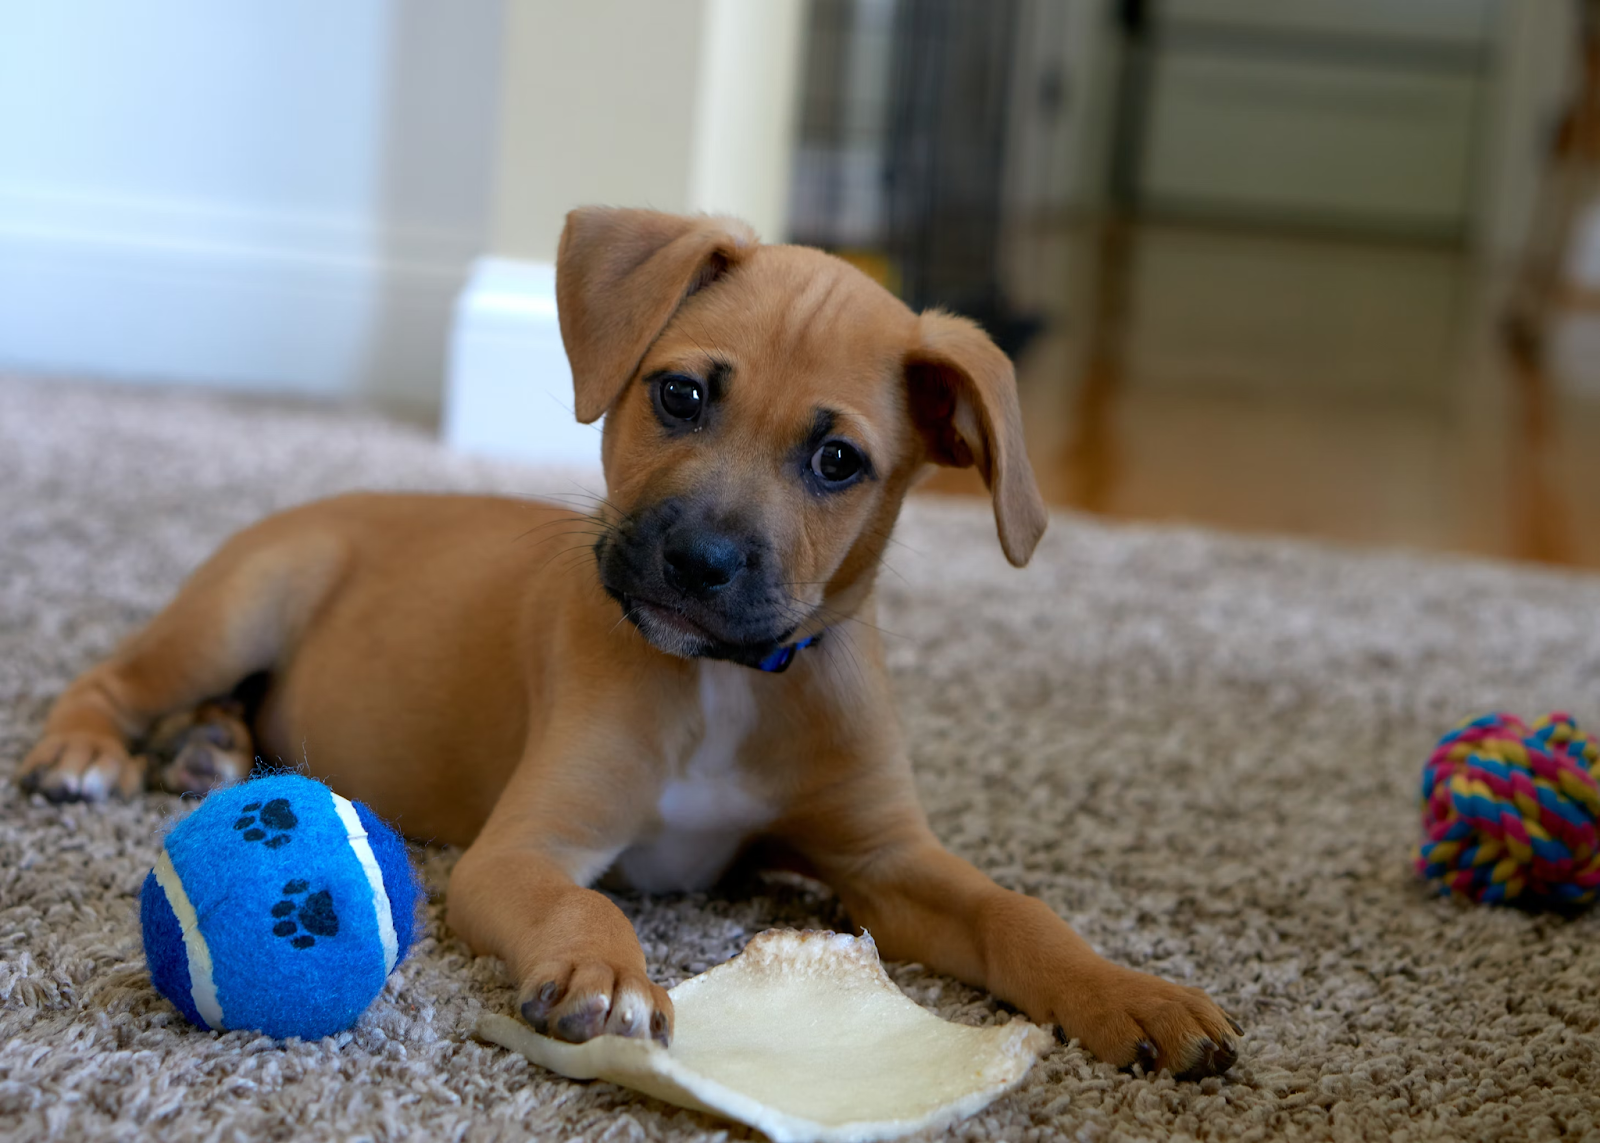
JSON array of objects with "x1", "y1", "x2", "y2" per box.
[
  {"x1": 1177, "y1": 1035, "x2": 1239, "y2": 1081},
  {"x1": 1227, "y1": 1014, "x2": 1245, "y2": 1036},
  {"x1": 1177, "y1": 1037, "x2": 1219, "y2": 1081},
  {"x1": 520, "y1": 980, "x2": 564, "y2": 1034},
  {"x1": 1132, "y1": 1040, "x2": 1158, "y2": 1074},
  {"x1": 1210, "y1": 1038, "x2": 1239, "y2": 1075},
  {"x1": 650, "y1": 1009, "x2": 670, "y2": 1048},
  {"x1": 42, "y1": 774, "x2": 82, "y2": 803}
]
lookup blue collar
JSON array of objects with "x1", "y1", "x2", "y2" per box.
[{"x1": 755, "y1": 633, "x2": 821, "y2": 673}]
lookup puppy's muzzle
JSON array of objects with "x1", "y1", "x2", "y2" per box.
[
  {"x1": 661, "y1": 530, "x2": 747, "y2": 599},
  {"x1": 598, "y1": 499, "x2": 800, "y2": 663}
]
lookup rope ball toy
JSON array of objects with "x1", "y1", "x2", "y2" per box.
[
  {"x1": 1416, "y1": 712, "x2": 1600, "y2": 906},
  {"x1": 140, "y1": 773, "x2": 422, "y2": 1039}
]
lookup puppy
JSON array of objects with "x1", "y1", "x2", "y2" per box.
[{"x1": 21, "y1": 208, "x2": 1239, "y2": 1076}]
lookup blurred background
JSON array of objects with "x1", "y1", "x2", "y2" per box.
[{"x1": 2, "y1": 0, "x2": 1598, "y2": 566}]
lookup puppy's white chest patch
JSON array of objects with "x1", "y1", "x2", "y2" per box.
[{"x1": 615, "y1": 662, "x2": 773, "y2": 893}]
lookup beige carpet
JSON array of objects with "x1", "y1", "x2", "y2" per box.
[{"x1": 2, "y1": 374, "x2": 1598, "y2": 1143}]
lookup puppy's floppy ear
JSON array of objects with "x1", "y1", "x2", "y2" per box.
[
  {"x1": 906, "y1": 311, "x2": 1047, "y2": 567},
  {"x1": 556, "y1": 207, "x2": 759, "y2": 423}
]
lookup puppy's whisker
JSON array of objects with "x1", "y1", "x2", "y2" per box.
[
  {"x1": 524, "y1": 535, "x2": 611, "y2": 561},
  {"x1": 675, "y1": 325, "x2": 724, "y2": 375},
  {"x1": 513, "y1": 514, "x2": 612, "y2": 545},
  {"x1": 535, "y1": 545, "x2": 605, "y2": 577},
  {"x1": 559, "y1": 480, "x2": 623, "y2": 514},
  {"x1": 512, "y1": 514, "x2": 592, "y2": 538},
  {"x1": 524, "y1": 508, "x2": 611, "y2": 533},
  {"x1": 522, "y1": 388, "x2": 603, "y2": 433},
  {"x1": 541, "y1": 496, "x2": 612, "y2": 517},
  {"x1": 523, "y1": 528, "x2": 611, "y2": 546},
  {"x1": 818, "y1": 627, "x2": 869, "y2": 694},
  {"x1": 854, "y1": 524, "x2": 921, "y2": 557},
  {"x1": 775, "y1": 589, "x2": 903, "y2": 642},
  {"x1": 874, "y1": 560, "x2": 910, "y2": 587},
  {"x1": 607, "y1": 604, "x2": 641, "y2": 638},
  {"x1": 519, "y1": 520, "x2": 609, "y2": 539}
]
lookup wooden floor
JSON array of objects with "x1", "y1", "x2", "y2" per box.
[{"x1": 921, "y1": 219, "x2": 1600, "y2": 571}]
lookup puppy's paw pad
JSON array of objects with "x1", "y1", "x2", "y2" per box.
[{"x1": 272, "y1": 879, "x2": 338, "y2": 949}]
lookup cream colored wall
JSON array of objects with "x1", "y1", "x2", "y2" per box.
[
  {"x1": 488, "y1": 0, "x2": 803, "y2": 262},
  {"x1": 488, "y1": 0, "x2": 704, "y2": 261},
  {"x1": 688, "y1": 0, "x2": 806, "y2": 244}
]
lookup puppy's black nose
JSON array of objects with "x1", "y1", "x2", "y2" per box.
[{"x1": 662, "y1": 531, "x2": 746, "y2": 598}]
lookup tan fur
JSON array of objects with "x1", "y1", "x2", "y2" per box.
[{"x1": 21, "y1": 208, "x2": 1238, "y2": 1076}]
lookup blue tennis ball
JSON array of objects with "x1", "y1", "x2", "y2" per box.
[{"x1": 139, "y1": 774, "x2": 421, "y2": 1039}]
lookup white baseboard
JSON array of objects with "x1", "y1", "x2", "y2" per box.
[
  {"x1": 442, "y1": 257, "x2": 603, "y2": 467},
  {"x1": 0, "y1": 187, "x2": 475, "y2": 409}
]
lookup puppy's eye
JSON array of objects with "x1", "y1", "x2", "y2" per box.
[
  {"x1": 658, "y1": 375, "x2": 704, "y2": 422},
  {"x1": 811, "y1": 440, "x2": 864, "y2": 484}
]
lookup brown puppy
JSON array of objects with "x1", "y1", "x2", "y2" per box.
[{"x1": 20, "y1": 208, "x2": 1239, "y2": 1076}]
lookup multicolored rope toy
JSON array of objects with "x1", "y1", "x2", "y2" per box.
[{"x1": 1416, "y1": 712, "x2": 1600, "y2": 905}]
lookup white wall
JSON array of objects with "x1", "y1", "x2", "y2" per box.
[{"x1": 0, "y1": 0, "x2": 504, "y2": 410}]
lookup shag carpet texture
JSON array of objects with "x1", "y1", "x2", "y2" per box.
[{"x1": 1, "y1": 375, "x2": 1598, "y2": 1142}]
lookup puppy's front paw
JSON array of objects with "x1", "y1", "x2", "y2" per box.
[
  {"x1": 1057, "y1": 966, "x2": 1241, "y2": 1080},
  {"x1": 146, "y1": 702, "x2": 253, "y2": 796},
  {"x1": 19, "y1": 732, "x2": 145, "y2": 802},
  {"x1": 157, "y1": 741, "x2": 250, "y2": 796},
  {"x1": 519, "y1": 958, "x2": 673, "y2": 1047}
]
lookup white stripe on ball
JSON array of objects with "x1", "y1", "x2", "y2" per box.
[
  {"x1": 153, "y1": 849, "x2": 225, "y2": 1031},
  {"x1": 329, "y1": 792, "x2": 399, "y2": 975}
]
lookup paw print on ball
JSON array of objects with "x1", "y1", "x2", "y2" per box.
[
  {"x1": 233, "y1": 798, "x2": 297, "y2": 849},
  {"x1": 271, "y1": 879, "x2": 340, "y2": 949}
]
